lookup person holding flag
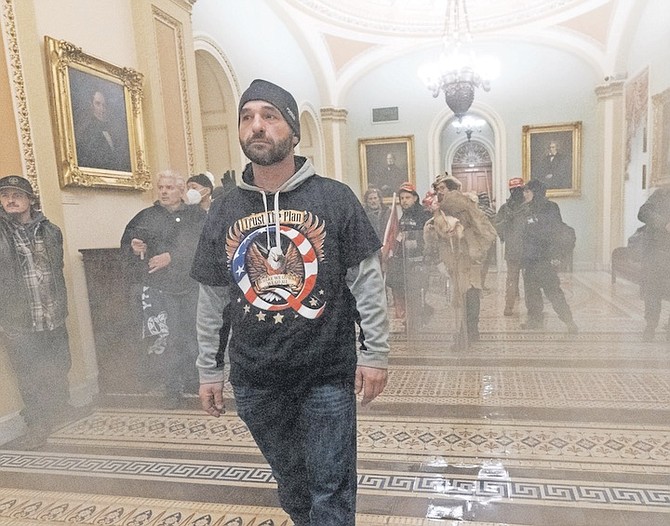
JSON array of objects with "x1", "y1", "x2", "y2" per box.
[{"x1": 383, "y1": 182, "x2": 432, "y2": 326}]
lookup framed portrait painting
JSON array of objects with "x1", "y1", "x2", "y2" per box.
[
  {"x1": 522, "y1": 121, "x2": 582, "y2": 197},
  {"x1": 359, "y1": 135, "x2": 415, "y2": 202},
  {"x1": 45, "y1": 36, "x2": 150, "y2": 190},
  {"x1": 651, "y1": 87, "x2": 670, "y2": 187}
]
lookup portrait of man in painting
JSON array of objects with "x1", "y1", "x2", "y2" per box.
[
  {"x1": 365, "y1": 142, "x2": 411, "y2": 199},
  {"x1": 69, "y1": 68, "x2": 132, "y2": 173},
  {"x1": 530, "y1": 131, "x2": 574, "y2": 190}
]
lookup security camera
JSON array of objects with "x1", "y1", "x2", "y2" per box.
[{"x1": 604, "y1": 73, "x2": 627, "y2": 82}]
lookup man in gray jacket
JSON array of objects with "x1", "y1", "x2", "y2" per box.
[{"x1": 191, "y1": 79, "x2": 389, "y2": 526}]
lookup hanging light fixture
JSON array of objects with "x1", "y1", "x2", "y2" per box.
[
  {"x1": 452, "y1": 115, "x2": 485, "y2": 141},
  {"x1": 418, "y1": 0, "x2": 499, "y2": 121}
]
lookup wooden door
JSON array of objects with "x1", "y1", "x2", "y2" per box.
[
  {"x1": 451, "y1": 165, "x2": 493, "y2": 196},
  {"x1": 450, "y1": 141, "x2": 493, "y2": 198}
]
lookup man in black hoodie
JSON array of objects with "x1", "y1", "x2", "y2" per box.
[
  {"x1": 520, "y1": 179, "x2": 578, "y2": 333},
  {"x1": 191, "y1": 79, "x2": 389, "y2": 526}
]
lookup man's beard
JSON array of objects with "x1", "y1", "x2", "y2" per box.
[{"x1": 241, "y1": 134, "x2": 293, "y2": 166}]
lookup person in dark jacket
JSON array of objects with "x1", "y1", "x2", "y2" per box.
[
  {"x1": 362, "y1": 187, "x2": 391, "y2": 240},
  {"x1": 494, "y1": 177, "x2": 529, "y2": 316},
  {"x1": 520, "y1": 179, "x2": 578, "y2": 333},
  {"x1": 0, "y1": 175, "x2": 73, "y2": 447},
  {"x1": 637, "y1": 185, "x2": 670, "y2": 341},
  {"x1": 385, "y1": 182, "x2": 432, "y2": 322},
  {"x1": 120, "y1": 170, "x2": 206, "y2": 408}
]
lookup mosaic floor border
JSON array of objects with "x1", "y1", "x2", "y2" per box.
[
  {"x1": 0, "y1": 452, "x2": 668, "y2": 513},
  {"x1": 0, "y1": 488, "x2": 515, "y2": 526},
  {"x1": 46, "y1": 410, "x2": 670, "y2": 474}
]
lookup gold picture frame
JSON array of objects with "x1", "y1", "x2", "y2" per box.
[
  {"x1": 359, "y1": 135, "x2": 415, "y2": 203},
  {"x1": 522, "y1": 121, "x2": 582, "y2": 197},
  {"x1": 45, "y1": 36, "x2": 150, "y2": 190},
  {"x1": 651, "y1": 87, "x2": 670, "y2": 187}
]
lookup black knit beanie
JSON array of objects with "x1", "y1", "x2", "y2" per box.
[
  {"x1": 238, "y1": 79, "x2": 300, "y2": 143},
  {"x1": 187, "y1": 173, "x2": 213, "y2": 190}
]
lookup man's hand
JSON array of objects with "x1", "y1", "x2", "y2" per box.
[
  {"x1": 199, "y1": 382, "x2": 225, "y2": 417},
  {"x1": 130, "y1": 238, "x2": 147, "y2": 260},
  {"x1": 355, "y1": 366, "x2": 388, "y2": 406},
  {"x1": 148, "y1": 252, "x2": 171, "y2": 274}
]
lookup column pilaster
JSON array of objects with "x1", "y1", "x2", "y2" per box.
[
  {"x1": 319, "y1": 107, "x2": 348, "y2": 182},
  {"x1": 595, "y1": 80, "x2": 625, "y2": 269}
]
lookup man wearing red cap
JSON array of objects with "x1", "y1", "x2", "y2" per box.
[
  {"x1": 0, "y1": 175, "x2": 73, "y2": 447},
  {"x1": 385, "y1": 182, "x2": 432, "y2": 323},
  {"x1": 494, "y1": 177, "x2": 529, "y2": 316}
]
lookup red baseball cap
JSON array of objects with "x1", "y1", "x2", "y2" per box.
[{"x1": 508, "y1": 177, "x2": 524, "y2": 189}]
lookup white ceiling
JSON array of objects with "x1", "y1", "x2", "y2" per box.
[
  {"x1": 285, "y1": 0, "x2": 612, "y2": 36},
  {"x1": 269, "y1": 0, "x2": 630, "y2": 82}
]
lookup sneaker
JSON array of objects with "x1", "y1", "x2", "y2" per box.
[{"x1": 503, "y1": 307, "x2": 514, "y2": 317}]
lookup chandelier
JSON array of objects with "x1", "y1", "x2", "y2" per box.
[
  {"x1": 452, "y1": 115, "x2": 485, "y2": 141},
  {"x1": 418, "y1": 0, "x2": 498, "y2": 120}
]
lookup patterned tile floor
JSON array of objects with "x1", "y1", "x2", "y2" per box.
[{"x1": 0, "y1": 271, "x2": 669, "y2": 525}]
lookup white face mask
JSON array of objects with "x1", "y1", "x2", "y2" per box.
[{"x1": 185, "y1": 188, "x2": 202, "y2": 205}]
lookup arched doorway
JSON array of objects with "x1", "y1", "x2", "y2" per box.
[
  {"x1": 297, "y1": 109, "x2": 324, "y2": 174},
  {"x1": 194, "y1": 49, "x2": 240, "y2": 177}
]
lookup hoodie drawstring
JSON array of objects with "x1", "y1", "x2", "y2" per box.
[{"x1": 260, "y1": 190, "x2": 284, "y2": 268}]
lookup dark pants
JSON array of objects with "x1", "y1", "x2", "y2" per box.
[
  {"x1": 234, "y1": 383, "x2": 357, "y2": 526},
  {"x1": 644, "y1": 296, "x2": 662, "y2": 329},
  {"x1": 3, "y1": 326, "x2": 72, "y2": 430},
  {"x1": 166, "y1": 289, "x2": 199, "y2": 394},
  {"x1": 466, "y1": 287, "x2": 481, "y2": 339},
  {"x1": 143, "y1": 288, "x2": 199, "y2": 395},
  {"x1": 505, "y1": 260, "x2": 522, "y2": 311},
  {"x1": 523, "y1": 260, "x2": 574, "y2": 323}
]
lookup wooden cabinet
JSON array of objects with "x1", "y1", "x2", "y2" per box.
[{"x1": 79, "y1": 248, "x2": 144, "y2": 394}]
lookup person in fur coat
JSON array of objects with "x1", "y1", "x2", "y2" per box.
[{"x1": 423, "y1": 174, "x2": 496, "y2": 348}]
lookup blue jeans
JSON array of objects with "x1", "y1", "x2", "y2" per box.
[{"x1": 234, "y1": 383, "x2": 357, "y2": 526}]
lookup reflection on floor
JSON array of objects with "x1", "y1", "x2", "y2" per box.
[{"x1": 0, "y1": 271, "x2": 669, "y2": 525}]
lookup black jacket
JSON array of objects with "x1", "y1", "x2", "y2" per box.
[
  {"x1": 637, "y1": 186, "x2": 670, "y2": 295},
  {"x1": 521, "y1": 196, "x2": 563, "y2": 265},
  {"x1": 120, "y1": 202, "x2": 206, "y2": 294},
  {"x1": 399, "y1": 201, "x2": 431, "y2": 258},
  {"x1": 0, "y1": 211, "x2": 68, "y2": 332},
  {"x1": 495, "y1": 196, "x2": 529, "y2": 263}
]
